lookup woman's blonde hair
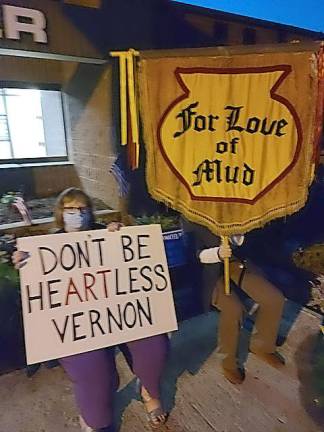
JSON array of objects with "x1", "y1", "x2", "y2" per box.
[{"x1": 54, "y1": 187, "x2": 94, "y2": 229}]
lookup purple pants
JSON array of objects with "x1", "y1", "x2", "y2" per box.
[{"x1": 59, "y1": 334, "x2": 169, "y2": 429}]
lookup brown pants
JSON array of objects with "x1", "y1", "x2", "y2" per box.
[{"x1": 213, "y1": 261, "x2": 285, "y2": 370}]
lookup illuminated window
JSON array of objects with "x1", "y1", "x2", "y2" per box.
[{"x1": 0, "y1": 88, "x2": 67, "y2": 163}]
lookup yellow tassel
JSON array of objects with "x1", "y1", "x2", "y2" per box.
[
  {"x1": 127, "y1": 50, "x2": 140, "y2": 167},
  {"x1": 111, "y1": 49, "x2": 140, "y2": 167},
  {"x1": 111, "y1": 51, "x2": 128, "y2": 146}
]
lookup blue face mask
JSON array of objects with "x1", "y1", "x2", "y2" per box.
[{"x1": 63, "y1": 209, "x2": 92, "y2": 232}]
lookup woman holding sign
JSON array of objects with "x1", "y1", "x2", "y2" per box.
[{"x1": 13, "y1": 188, "x2": 169, "y2": 432}]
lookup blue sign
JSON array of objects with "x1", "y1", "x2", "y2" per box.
[{"x1": 163, "y1": 229, "x2": 188, "y2": 268}]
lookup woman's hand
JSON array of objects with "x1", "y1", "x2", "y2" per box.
[
  {"x1": 12, "y1": 250, "x2": 30, "y2": 269},
  {"x1": 107, "y1": 221, "x2": 124, "y2": 232},
  {"x1": 218, "y1": 243, "x2": 232, "y2": 260}
]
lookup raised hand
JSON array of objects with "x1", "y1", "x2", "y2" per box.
[{"x1": 12, "y1": 250, "x2": 30, "y2": 269}]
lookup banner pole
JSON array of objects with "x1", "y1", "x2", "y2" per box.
[{"x1": 221, "y1": 236, "x2": 231, "y2": 296}]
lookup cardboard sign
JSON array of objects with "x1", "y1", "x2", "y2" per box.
[{"x1": 17, "y1": 225, "x2": 178, "y2": 365}]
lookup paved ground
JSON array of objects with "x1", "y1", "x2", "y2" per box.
[{"x1": 0, "y1": 303, "x2": 323, "y2": 432}]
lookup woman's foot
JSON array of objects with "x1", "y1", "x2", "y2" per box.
[
  {"x1": 140, "y1": 385, "x2": 167, "y2": 429},
  {"x1": 79, "y1": 416, "x2": 115, "y2": 432}
]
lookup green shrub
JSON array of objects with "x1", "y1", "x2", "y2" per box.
[
  {"x1": 135, "y1": 214, "x2": 180, "y2": 232},
  {"x1": 0, "y1": 262, "x2": 20, "y2": 288}
]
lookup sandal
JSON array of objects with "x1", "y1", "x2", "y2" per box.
[{"x1": 136, "y1": 379, "x2": 168, "y2": 429}]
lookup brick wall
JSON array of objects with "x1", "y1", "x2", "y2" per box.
[
  {"x1": 0, "y1": 57, "x2": 119, "y2": 209},
  {"x1": 63, "y1": 62, "x2": 119, "y2": 208}
]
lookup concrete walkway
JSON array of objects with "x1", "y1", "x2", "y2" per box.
[{"x1": 0, "y1": 303, "x2": 323, "y2": 432}]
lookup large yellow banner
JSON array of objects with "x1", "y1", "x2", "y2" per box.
[{"x1": 138, "y1": 46, "x2": 322, "y2": 235}]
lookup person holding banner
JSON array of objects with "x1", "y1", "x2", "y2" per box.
[
  {"x1": 182, "y1": 219, "x2": 286, "y2": 385},
  {"x1": 13, "y1": 188, "x2": 169, "y2": 432}
]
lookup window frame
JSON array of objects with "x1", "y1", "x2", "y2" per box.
[{"x1": 0, "y1": 82, "x2": 69, "y2": 165}]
